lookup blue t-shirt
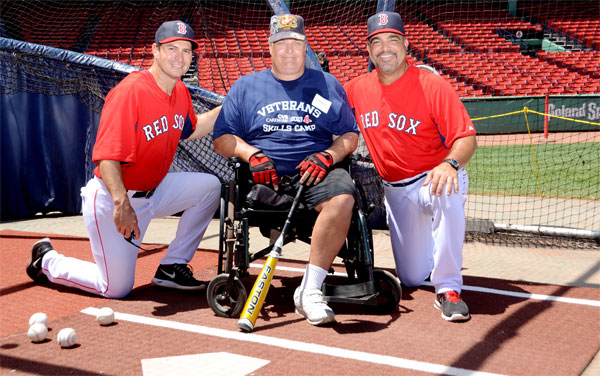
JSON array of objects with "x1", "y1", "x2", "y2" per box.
[{"x1": 213, "y1": 68, "x2": 359, "y2": 176}]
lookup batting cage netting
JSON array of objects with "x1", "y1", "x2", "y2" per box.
[{"x1": 1, "y1": 0, "x2": 598, "y2": 248}]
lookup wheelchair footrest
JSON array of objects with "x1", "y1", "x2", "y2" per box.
[
  {"x1": 322, "y1": 281, "x2": 376, "y2": 299},
  {"x1": 324, "y1": 293, "x2": 378, "y2": 305}
]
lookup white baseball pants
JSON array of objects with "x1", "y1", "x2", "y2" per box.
[
  {"x1": 41, "y1": 172, "x2": 220, "y2": 298},
  {"x1": 384, "y1": 169, "x2": 469, "y2": 294}
]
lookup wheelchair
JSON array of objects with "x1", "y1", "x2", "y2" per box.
[{"x1": 206, "y1": 157, "x2": 401, "y2": 319}]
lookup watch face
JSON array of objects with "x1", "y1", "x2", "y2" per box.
[{"x1": 445, "y1": 159, "x2": 459, "y2": 170}]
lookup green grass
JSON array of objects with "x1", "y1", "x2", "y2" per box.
[{"x1": 468, "y1": 142, "x2": 600, "y2": 200}]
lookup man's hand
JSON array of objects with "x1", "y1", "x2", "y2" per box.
[
  {"x1": 98, "y1": 159, "x2": 141, "y2": 240},
  {"x1": 249, "y1": 151, "x2": 279, "y2": 189},
  {"x1": 296, "y1": 151, "x2": 334, "y2": 186},
  {"x1": 423, "y1": 162, "x2": 459, "y2": 197},
  {"x1": 113, "y1": 195, "x2": 141, "y2": 240}
]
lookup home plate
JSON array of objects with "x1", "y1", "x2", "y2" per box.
[{"x1": 141, "y1": 352, "x2": 270, "y2": 376}]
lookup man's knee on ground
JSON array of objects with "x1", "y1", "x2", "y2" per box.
[
  {"x1": 398, "y1": 271, "x2": 430, "y2": 288},
  {"x1": 103, "y1": 282, "x2": 134, "y2": 299}
]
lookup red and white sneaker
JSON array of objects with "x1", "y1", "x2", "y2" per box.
[{"x1": 434, "y1": 290, "x2": 470, "y2": 322}]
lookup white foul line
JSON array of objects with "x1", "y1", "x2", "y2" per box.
[
  {"x1": 251, "y1": 264, "x2": 600, "y2": 308},
  {"x1": 81, "y1": 307, "x2": 503, "y2": 376}
]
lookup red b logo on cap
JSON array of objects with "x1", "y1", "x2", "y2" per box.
[
  {"x1": 378, "y1": 14, "x2": 388, "y2": 26},
  {"x1": 177, "y1": 22, "x2": 187, "y2": 35}
]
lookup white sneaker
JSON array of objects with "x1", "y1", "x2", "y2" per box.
[{"x1": 293, "y1": 287, "x2": 335, "y2": 325}]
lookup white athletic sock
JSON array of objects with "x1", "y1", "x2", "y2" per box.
[{"x1": 299, "y1": 264, "x2": 328, "y2": 291}]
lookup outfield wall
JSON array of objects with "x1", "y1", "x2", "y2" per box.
[{"x1": 464, "y1": 95, "x2": 600, "y2": 134}]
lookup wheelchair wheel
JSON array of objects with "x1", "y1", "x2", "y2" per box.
[
  {"x1": 372, "y1": 270, "x2": 402, "y2": 313},
  {"x1": 343, "y1": 209, "x2": 374, "y2": 282},
  {"x1": 207, "y1": 273, "x2": 247, "y2": 318}
]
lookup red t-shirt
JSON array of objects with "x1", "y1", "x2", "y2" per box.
[
  {"x1": 345, "y1": 65, "x2": 476, "y2": 182},
  {"x1": 92, "y1": 70, "x2": 197, "y2": 191}
]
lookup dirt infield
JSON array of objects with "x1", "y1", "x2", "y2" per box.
[{"x1": 2, "y1": 231, "x2": 599, "y2": 375}]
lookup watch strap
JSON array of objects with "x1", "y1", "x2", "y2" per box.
[{"x1": 443, "y1": 159, "x2": 460, "y2": 170}]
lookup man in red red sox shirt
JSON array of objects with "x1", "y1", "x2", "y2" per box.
[
  {"x1": 345, "y1": 12, "x2": 477, "y2": 322},
  {"x1": 26, "y1": 20, "x2": 222, "y2": 298}
]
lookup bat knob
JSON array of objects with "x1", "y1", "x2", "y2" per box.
[
  {"x1": 125, "y1": 230, "x2": 136, "y2": 242},
  {"x1": 237, "y1": 318, "x2": 254, "y2": 332}
]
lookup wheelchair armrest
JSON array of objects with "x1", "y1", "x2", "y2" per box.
[
  {"x1": 227, "y1": 157, "x2": 251, "y2": 181},
  {"x1": 227, "y1": 157, "x2": 241, "y2": 169},
  {"x1": 226, "y1": 157, "x2": 253, "y2": 199}
]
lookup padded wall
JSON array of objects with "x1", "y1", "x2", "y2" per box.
[{"x1": 1, "y1": 93, "x2": 100, "y2": 219}]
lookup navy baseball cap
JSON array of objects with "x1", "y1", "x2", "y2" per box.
[
  {"x1": 367, "y1": 11, "x2": 405, "y2": 39},
  {"x1": 269, "y1": 14, "x2": 306, "y2": 43},
  {"x1": 155, "y1": 20, "x2": 198, "y2": 49}
]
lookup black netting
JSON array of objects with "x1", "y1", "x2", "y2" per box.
[{"x1": 2, "y1": 0, "x2": 599, "y2": 248}]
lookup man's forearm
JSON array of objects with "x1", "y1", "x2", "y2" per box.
[
  {"x1": 326, "y1": 132, "x2": 359, "y2": 164},
  {"x1": 214, "y1": 134, "x2": 259, "y2": 162},
  {"x1": 445, "y1": 134, "x2": 477, "y2": 168},
  {"x1": 98, "y1": 160, "x2": 128, "y2": 205},
  {"x1": 189, "y1": 105, "x2": 223, "y2": 140}
]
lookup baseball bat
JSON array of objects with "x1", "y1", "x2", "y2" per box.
[{"x1": 237, "y1": 184, "x2": 305, "y2": 332}]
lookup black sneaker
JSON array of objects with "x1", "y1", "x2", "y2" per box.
[
  {"x1": 26, "y1": 238, "x2": 54, "y2": 283},
  {"x1": 151, "y1": 264, "x2": 206, "y2": 291},
  {"x1": 434, "y1": 291, "x2": 470, "y2": 322}
]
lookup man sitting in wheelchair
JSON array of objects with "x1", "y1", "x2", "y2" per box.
[{"x1": 213, "y1": 14, "x2": 359, "y2": 326}]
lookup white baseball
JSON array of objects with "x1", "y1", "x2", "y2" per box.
[
  {"x1": 96, "y1": 307, "x2": 115, "y2": 326},
  {"x1": 57, "y1": 328, "x2": 77, "y2": 348},
  {"x1": 27, "y1": 323, "x2": 48, "y2": 342},
  {"x1": 28, "y1": 312, "x2": 48, "y2": 327}
]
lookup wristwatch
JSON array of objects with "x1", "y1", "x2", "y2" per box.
[{"x1": 443, "y1": 158, "x2": 460, "y2": 171}]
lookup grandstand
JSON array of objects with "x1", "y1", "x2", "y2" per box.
[
  {"x1": 523, "y1": 0, "x2": 600, "y2": 49},
  {"x1": 2, "y1": 0, "x2": 598, "y2": 96},
  {"x1": 1, "y1": 0, "x2": 598, "y2": 248}
]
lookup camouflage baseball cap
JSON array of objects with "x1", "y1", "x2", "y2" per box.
[{"x1": 269, "y1": 14, "x2": 306, "y2": 43}]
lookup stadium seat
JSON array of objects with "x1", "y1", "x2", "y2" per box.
[{"x1": 19, "y1": 1, "x2": 597, "y2": 99}]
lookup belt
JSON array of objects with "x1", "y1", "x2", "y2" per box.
[
  {"x1": 384, "y1": 173, "x2": 428, "y2": 188},
  {"x1": 131, "y1": 188, "x2": 156, "y2": 199}
]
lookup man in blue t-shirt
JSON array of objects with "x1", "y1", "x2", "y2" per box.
[{"x1": 214, "y1": 14, "x2": 359, "y2": 327}]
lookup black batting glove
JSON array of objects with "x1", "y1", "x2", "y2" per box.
[
  {"x1": 296, "y1": 151, "x2": 334, "y2": 182},
  {"x1": 249, "y1": 151, "x2": 279, "y2": 187}
]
